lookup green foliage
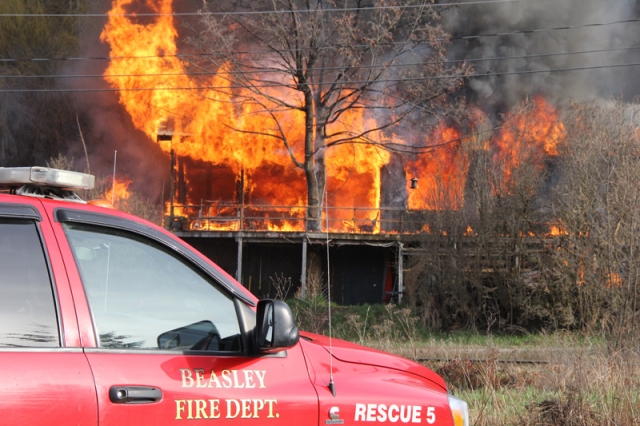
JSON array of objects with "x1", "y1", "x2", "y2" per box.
[
  {"x1": 0, "y1": 0, "x2": 82, "y2": 72},
  {"x1": 289, "y1": 297, "x2": 425, "y2": 357}
]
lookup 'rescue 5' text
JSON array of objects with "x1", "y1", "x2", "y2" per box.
[{"x1": 354, "y1": 404, "x2": 437, "y2": 424}]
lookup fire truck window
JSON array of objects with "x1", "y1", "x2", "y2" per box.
[
  {"x1": 0, "y1": 220, "x2": 59, "y2": 348},
  {"x1": 62, "y1": 223, "x2": 242, "y2": 352}
]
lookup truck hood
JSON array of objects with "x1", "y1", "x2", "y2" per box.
[{"x1": 299, "y1": 331, "x2": 447, "y2": 391}]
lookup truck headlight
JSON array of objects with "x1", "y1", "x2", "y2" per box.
[{"x1": 448, "y1": 394, "x2": 469, "y2": 426}]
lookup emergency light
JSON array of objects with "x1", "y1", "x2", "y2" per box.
[
  {"x1": 0, "y1": 166, "x2": 96, "y2": 203},
  {"x1": 0, "y1": 167, "x2": 95, "y2": 189}
]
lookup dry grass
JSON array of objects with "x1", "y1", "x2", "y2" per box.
[
  {"x1": 378, "y1": 334, "x2": 640, "y2": 425},
  {"x1": 291, "y1": 284, "x2": 640, "y2": 424}
]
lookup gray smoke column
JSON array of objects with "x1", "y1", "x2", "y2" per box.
[{"x1": 442, "y1": 0, "x2": 640, "y2": 111}]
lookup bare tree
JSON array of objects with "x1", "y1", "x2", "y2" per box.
[
  {"x1": 403, "y1": 99, "x2": 559, "y2": 331},
  {"x1": 190, "y1": 0, "x2": 467, "y2": 230},
  {"x1": 553, "y1": 100, "x2": 640, "y2": 345}
]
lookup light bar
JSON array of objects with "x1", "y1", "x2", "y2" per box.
[{"x1": 0, "y1": 167, "x2": 95, "y2": 190}]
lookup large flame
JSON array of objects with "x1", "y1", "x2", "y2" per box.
[
  {"x1": 492, "y1": 95, "x2": 566, "y2": 192},
  {"x1": 407, "y1": 123, "x2": 467, "y2": 210},
  {"x1": 101, "y1": 0, "x2": 391, "y2": 232},
  {"x1": 405, "y1": 97, "x2": 565, "y2": 211},
  {"x1": 102, "y1": 0, "x2": 565, "y2": 234}
]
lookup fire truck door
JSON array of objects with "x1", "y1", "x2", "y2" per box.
[
  {"x1": 61, "y1": 221, "x2": 318, "y2": 425},
  {"x1": 85, "y1": 348, "x2": 318, "y2": 425},
  {"x1": 0, "y1": 206, "x2": 97, "y2": 425}
]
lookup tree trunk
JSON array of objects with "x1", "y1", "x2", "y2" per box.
[
  {"x1": 302, "y1": 84, "x2": 328, "y2": 232},
  {"x1": 305, "y1": 141, "x2": 326, "y2": 232}
]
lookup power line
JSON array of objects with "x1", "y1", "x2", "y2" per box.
[
  {"x1": 2, "y1": 61, "x2": 640, "y2": 93},
  {"x1": 456, "y1": 18, "x2": 640, "y2": 40},
  {"x1": 3, "y1": 43, "x2": 639, "y2": 68},
  {"x1": 0, "y1": 0, "x2": 522, "y2": 18},
  {"x1": 0, "y1": 2, "x2": 636, "y2": 41},
  {"x1": 0, "y1": 17, "x2": 636, "y2": 62},
  {"x1": 0, "y1": 39, "x2": 465, "y2": 61}
]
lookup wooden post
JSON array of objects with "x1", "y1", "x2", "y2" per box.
[
  {"x1": 397, "y1": 242, "x2": 404, "y2": 303},
  {"x1": 301, "y1": 239, "x2": 308, "y2": 299},
  {"x1": 170, "y1": 149, "x2": 175, "y2": 222},
  {"x1": 236, "y1": 236, "x2": 243, "y2": 284},
  {"x1": 239, "y1": 169, "x2": 245, "y2": 231}
]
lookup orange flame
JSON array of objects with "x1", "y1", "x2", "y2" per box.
[
  {"x1": 407, "y1": 123, "x2": 467, "y2": 210},
  {"x1": 102, "y1": 0, "x2": 392, "y2": 232},
  {"x1": 549, "y1": 225, "x2": 568, "y2": 236},
  {"x1": 607, "y1": 272, "x2": 623, "y2": 287},
  {"x1": 464, "y1": 225, "x2": 476, "y2": 236},
  {"x1": 103, "y1": 178, "x2": 132, "y2": 209},
  {"x1": 493, "y1": 96, "x2": 565, "y2": 193},
  {"x1": 403, "y1": 98, "x2": 564, "y2": 212}
]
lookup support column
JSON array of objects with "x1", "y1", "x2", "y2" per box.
[
  {"x1": 397, "y1": 242, "x2": 404, "y2": 303},
  {"x1": 169, "y1": 149, "x2": 175, "y2": 223},
  {"x1": 236, "y1": 236, "x2": 243, "y2": 284},
  {"x1": 301, "y1": 239, "x2": 308, "y2": 299},
  {"x1": 238, "y1": 169, "x2": 245, "y2": 231}
]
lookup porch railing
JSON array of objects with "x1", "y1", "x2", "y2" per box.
[{"x1": 165, "y1": 202, "x2": 432, "y2": 234}]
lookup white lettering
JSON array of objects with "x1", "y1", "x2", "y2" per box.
[
  {"x1": 367, "y1": 404, "x2": 377, "y2": 422},
  {"x1": 226, "y1": 399, "x2": 240, "y2": 418},
  {"x1": 195, "y1": 399, "x2": 208, "y2": 419},
  {"x1": 175, "y1": 400, "x2": 186, "y2": 420},
  {"x1": 241, "y1": 399, "x2": 252, "y2": 418},
  {"x1": 233, "y1": 370, "x2": 245, "y2": 388},
  {"x1": 221, "y1": 370, "x2": 233, "y2": 388},
  {"x1": 195, "y1": 369, "x2": 207, "y2": 388},
  {"x1": 354, "y1": 403, "x2": 424, "y2": 423},
  {"x1": 243, "y1": 370, "x2": 256, "y2": 388},
  {"x1": 388, "y1": 405, "x2": 400, "y2": 423},
  {"x1": 265, "y1": 399, "x2": 278, "y2": 418},
  {"x1": 186, "y1": 399, "x2": 194, "y2": 419},
  {"x1": 377, "y1": 404, "x2": 388, "y2": 422},
  {"x1": 253, "y1": 399, "x2": 265, "y2": 418},
  {"x1": 179, "y1": 368, "x2": 267, "y2": 390},
  {"x1": 255, "y1": 370, "x2": 267, "y2": 388},
  {"x1": 400, "y1": 405, "x2": 411, "y2": 423},
  {"x1": 426, "y1": 407, "x2": 436, "y2": 424},
  {"x1": 355, "y1": 404, "x2": 367, "y2": 421},
  {"x1": 208, "y1": 370, "x2": 221, "y2": 388},
  {"x1": 209, "y1": 400, "x2": 221, "y2": 419},
  {"x1": 179, "y1": 369, "x2": 194, "y2": 388},
  {"x1": 412, "y1": 406, "x2": 421, "y2": 423}
]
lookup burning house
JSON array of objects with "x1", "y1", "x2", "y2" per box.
[
  {"x1": 150, "y1": 96, "x2": 565, "y2": 305},
  {"x1": 96, "y1": 0, "x2": 573, "y2": 304}
]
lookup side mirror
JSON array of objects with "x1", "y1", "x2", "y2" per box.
[{"x1": 255, "y1": 299, "x2": 299, "y2": 353}]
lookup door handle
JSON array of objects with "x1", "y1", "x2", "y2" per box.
[{"x1": 109, "y1": 386, "x2": 163, "y2": 404}]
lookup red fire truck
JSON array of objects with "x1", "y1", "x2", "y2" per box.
[{"x1": 0, "y1": 166, "x2": 468, "y2": 425}]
